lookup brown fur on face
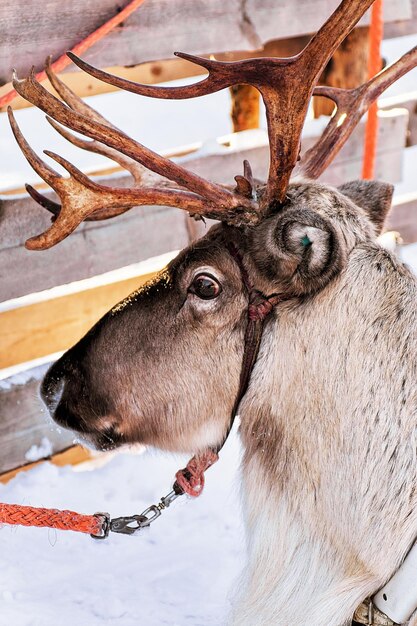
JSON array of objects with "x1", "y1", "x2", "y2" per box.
[
  {"x1": 41, "y1": 179, "x2": 392, "y2": 457},
  {"x1": 42, "y1": 237, "x2": 249, "y2": 452},
  {"x1": 42, "y1": 182, "x2": 394, "y2": 450}
]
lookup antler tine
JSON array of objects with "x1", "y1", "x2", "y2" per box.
[
  {"x1": 45, "y1": 58, "x2": 145, "y2": 184},
  {"x1": 12, "y1": 69, "x2": 256, "y2": 216},
  {"x1": 234, "y1": 160, "x2": 257, "y2": 200},
  {"x1": 10, "y1": 105, "x2": 124, "y2": 227},
  {"x1": 25, "y1": 184, "x2": 61, "y2": 217},
  {"x1": 67, "y1": 51, "x2": 235, "y2": 100},
  {"x1": 298, "y1": 45, "x2": 417, "y2": 179},
  {"x1": 8, "y1": 106, "x2": 63, "y2": 188},
  {"x1": 46, "y1": 116, "x2": 144, "y2": 185},
  {"x1": 25, "y1": 183, "x2": 140, "y2": 223},
  {"x1": 10, "y1": 108, "x2": 255, "y2": 249},
  {"x1": 45, "y1": 56, "x2": 113, "y2": 124}
]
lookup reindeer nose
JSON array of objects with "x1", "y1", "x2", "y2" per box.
[
  {"x1": 41, "y1": 364, "x2": 86, "y2": 433},
  {"x1": 40, "y1": 362, "x2": 67, "y2": 416}
]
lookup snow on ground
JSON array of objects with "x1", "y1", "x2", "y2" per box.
[{"x1": 0, "y1": 430, "x2": 245, "y2": 626}]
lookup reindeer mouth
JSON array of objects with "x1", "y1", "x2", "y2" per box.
[
  {"x1": 41, "y1": 361, "x2": 126, "y2": 451},
  {"x1": 81, "y1": 428, "x2": 125, "y2": 452}
]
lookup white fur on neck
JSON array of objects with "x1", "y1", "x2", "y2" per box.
[{"x1": 233, "y1": 458, "x2": 378, "y2": 626}]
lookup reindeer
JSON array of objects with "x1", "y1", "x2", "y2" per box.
[{"x1": 8, "y1": 0, "x2": 417, "y2": 623}]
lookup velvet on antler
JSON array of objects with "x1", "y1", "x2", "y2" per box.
[{"x1": 9, "y1": 0, "x2": 417, "y2": 250}]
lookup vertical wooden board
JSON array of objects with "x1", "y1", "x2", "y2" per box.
[
  {"x1": 313, "y1": 27, "x2": 370, "y2": 118},
  {"x1": 0, "y1": 364, "x2": 74, "y2": 474}
]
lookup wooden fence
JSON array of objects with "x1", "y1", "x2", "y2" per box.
[{"x1": 1, "y1": 0, "x2": 417, "y2": 477}]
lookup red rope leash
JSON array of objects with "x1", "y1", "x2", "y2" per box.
[
  {"x1": 175, "y1": 450, "x2": 219, "y2": 497},
  {"x1": 0, "y1": 453, "x2": 219, "y2": 536},
  {"x1": 362, "y1": 0, "x2": 384, "y2": 180},
  {"x1": 0, "y1": 0, "x2": 146, "y2": 110},
  {"x1": 0, "y1": 503, "x2": 102, "y2": 536}
]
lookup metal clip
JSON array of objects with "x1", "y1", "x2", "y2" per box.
[
  {"x1": 91, "y1": 512, "x2": 111, "y2": 539},
  {"x1": 368, "y1": 600, "x2": 374, "y2": 625},
  {"x1": 93, "y1": 485, "x2": 185, "y2": 539},
  {"x1": 139, "y1": 505, "x2": 162, "y2": 527},
  {"x1": 110, "y1": 514, "x2": 148, "y2": 535},
  {"x1": 160, "y1": 489, "x2": 181, "y2": 508}
]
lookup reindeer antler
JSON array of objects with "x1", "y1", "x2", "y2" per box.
[
  {"x1": 67, "y1": 0, "x2": 375, "y2": 208},
  {"x1": 9, "y1": 0, "x2": 417, "y2": 250},
  {"x1": 10, "y1": 68, "x2": 259, "y2": 249},
  {"x1": 299, "y1": 45, "x2": 417, "y2": 178}
]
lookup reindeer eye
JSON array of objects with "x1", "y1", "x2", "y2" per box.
[{"x1": 189, "y1": 274, "x2": 222, "y2": 300}]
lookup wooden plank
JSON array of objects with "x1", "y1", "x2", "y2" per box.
[
  {"x1": 0, "y1": 445, "x2": 92, "y2": 484},
  {"x1": 0, "y1": 109, "x2": 408, "y2": 302},
  {"x1": 0, "y1": 363, "x2": 75, "y2": 474},
  {"x1": 0, "y1": 38, "x2": 310, "y2": 114},
  {"x1": 248, "y1": 0, "x2": 410, "y2": 44},
  {"x1": 385, "y1": 0, "x2": 417, "y2": 37},
  {"x1": 0, "y1": 267, "x2": 159, "y2": 369},
  {"x1": 0, "y1": 59, "x2": 203, "y2": 114},
  {"x1": 387, "y1": 193, "x2": 417, "y2": 244},
  {"x1": 0, "y1": 204, "x2": 190, "y2": 301},
  {"x1": 381, "y1": 93, "x2": 417, "y2": 147},
  {"x1": 0, "y1": 0, "x2": 410, "y2": 84}
]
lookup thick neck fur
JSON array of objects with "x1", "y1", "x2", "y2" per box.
[{"x1": 235, "y1": 242, "x2": 417, "y2": 625}]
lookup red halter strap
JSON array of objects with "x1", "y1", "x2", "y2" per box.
[{"x1": 174, "y1": 241, "x2": 282, "y2": 496}]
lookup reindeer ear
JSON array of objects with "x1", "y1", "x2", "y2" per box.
[
  {"x1": 338, "y1": 180, "x2": 394, "y2": 235},
  {"x1": 249, "y1": 207, "x2": 347, "y2": 296}
]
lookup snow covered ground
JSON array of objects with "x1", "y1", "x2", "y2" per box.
[{"x1": 0, "y1": 431, "x2": 245, "y2": 626}]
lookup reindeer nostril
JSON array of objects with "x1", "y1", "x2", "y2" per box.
[{"x1": 40, "y1": 369, "x2": 66, "y2": 415}]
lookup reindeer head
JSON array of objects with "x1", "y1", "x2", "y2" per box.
[
  {"x1": 8, "y1": 0, "x2": 417, "y2": 453},
  {"x1": 37, "y1": 178, "x2": 393, "y2": 453}
]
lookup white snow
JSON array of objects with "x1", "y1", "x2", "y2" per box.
[
  {"x1": 0, "y1": 432, "x2": 244, "y2": 626},
  {"x1": 24, "y1": 437, "x2": 54, "y2": 463}
]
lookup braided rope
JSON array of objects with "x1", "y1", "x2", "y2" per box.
[
  {"x1": 175, "y1": 450, "x2": 219, "y2": 497},
  {"x1": 0, "y1": 503, "x2": 102, "y2": 535}
]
